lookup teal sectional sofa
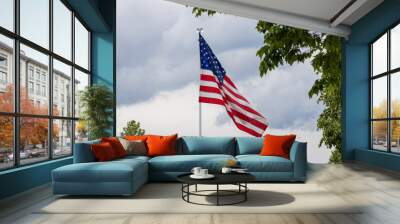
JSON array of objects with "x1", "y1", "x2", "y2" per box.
[{"x1": 52, "y1": 136, "x2": 307, "y2": 196}]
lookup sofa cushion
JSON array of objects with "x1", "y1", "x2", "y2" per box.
[
  {"x1": 178, "y1": 136, "x2": 236, "y2": 155},
  {"x1": 147, "y1": 134, "x2": 178, "y2": 157},
  {"x1": 149, "y1": 154, "x2": 235, "y2": 172},
  {"x1": 236, "y1": 155, "x2": 293, "y2": 172},
  {"x1": 91, "y1": 142, "x2": 118, "y2": 162},
  {"x1": 53, "y1": 158, "x2": 147, "y2": 183},
  {"x1": 101, "y1": 137, "x2": 127, "y2": 158},
  {"x1": 260, "y1": 134, "x2": 296, "y2": 159},
  {"x1": 119, "y1": 138, "x2": 147, "y2": 156},
  {"x1": 236, "y1": 137, "x2": 263, "y2": 155}
]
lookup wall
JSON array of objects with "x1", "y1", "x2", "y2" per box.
[{"x1": 343, "y1": 0, "x2": 400, "y2": 171}]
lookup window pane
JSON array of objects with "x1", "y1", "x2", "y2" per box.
[
  {"x1": 391, "y1": 120, "x2": 400, "y2": 153},
  {"x1": 372, "y1": 33, "x2": 387, "y2": 76},
  {"x1": 53, "y1": 119, "x2": 72, "y2": 157},
  {"x1": 391, "y1": 72, "x2": 400, "y2": 117},
  {"x1": 75, "y1": 18, "x2": 89, "y2": 70},
  {"x1": 20, "y1": 44, "x2": 49, "y2": 115},
  {"x1": 391, "y1": 24, "x2": 400, "y2": 70},
  {"x1": 75, "y1": 120, "x2": 88, "y2": 143},
  {"x1": 74, "y1": 69, "x2": 89, "y2": 118},
  {"x1": 0, "y1": 0, "x2": 14, "y2": 31},
  {"x1": 372, "y1": 121, "x2": 388, "y2": 151},
  {"x1": 0, "y1": 116, "x2": 13, "y2": 170},
  {"x1": 53, "y1": 59, "x2": 72, "y2": 117},
  {"x1": 0, "y1": 35, "x2": 14, "y2": 112},
  {"x1": 53, "y1": 0, "x2": 72, "y2": 60},
  {"x1": 20, "y1": 0, "x2": 49, "y2": 49},
  {"x1": 20, "y1": 117, "x2": 49, "y2": 165},
  {"x1": 372, "y1": 76, "x2": 387, "y2": 119}
]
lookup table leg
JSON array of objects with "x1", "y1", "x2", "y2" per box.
[
  {"x1": 217, "y1": 184, "x2": 219, "y2": 206},
  {"x1": 195, "y1": 184, "x2": 198, "y2": 192},
  {"x1": 245, "y1": 183, "x2": 247, "y2": 201}
]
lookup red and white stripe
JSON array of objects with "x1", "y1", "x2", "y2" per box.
[{"x1": 199, "y1": 69, "x2": 268, "y2": 137}]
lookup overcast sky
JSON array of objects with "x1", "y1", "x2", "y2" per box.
[{"x1": 116, "y1": 0, "x2": 330, "y2": 163}]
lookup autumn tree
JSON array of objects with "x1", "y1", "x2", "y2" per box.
[
  {"x1": 0, "y1": 84, "x2": 59, "y2": 152},
  {"x1": 372, "y1": 99, "x2": 400, "y2": 143}
]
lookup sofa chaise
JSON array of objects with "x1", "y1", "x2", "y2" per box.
[{"x1": 52, "y1": 136, "x2": 307, "y2": 196}]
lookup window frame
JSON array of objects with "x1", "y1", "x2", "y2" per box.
[
  {"x1": 0, "y1": 0, "x2": 92, "y2": 171},
  {"x1": 370, "y1": 22, "x2": 400, "y2": 154}
]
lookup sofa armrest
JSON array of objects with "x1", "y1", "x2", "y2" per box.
[
  {"x1": 289, "y1": 141, "x2": 307, "y2": 181},
  {"x1": 73, "y1": 140, "x2": 100, "y2": 163}
]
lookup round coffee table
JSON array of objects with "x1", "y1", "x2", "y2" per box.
[{"x1": 177, "y1": 173, "x2": 255, "y2": 206}]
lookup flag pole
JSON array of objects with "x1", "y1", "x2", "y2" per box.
[{"x1": 197, "y1": 27, "x2": 203, "y2": 137}]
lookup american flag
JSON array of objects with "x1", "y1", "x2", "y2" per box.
[{"x1": 198, "y1": 34, "x2": 268, "y2": 137}]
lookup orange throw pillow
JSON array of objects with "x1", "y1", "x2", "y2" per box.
[
  {"x1": 101, "y1": 137, "x2": 126, "y2": 158},
  {"x1": 146, "y1": 134, "x2": 178, "y2": 157},
  {"x1": 260, "y1": 134, "x2": 296, "y2": 159},
  {"x1": 91, "y1": 142, "x2": 117, "y2": 161}
]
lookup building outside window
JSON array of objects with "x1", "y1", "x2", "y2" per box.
[
  {"x1": 0, "y1": 71, "x2": 6, "y2": 85},
  {"x1": 0, "y1": 0, "x2": 91, "y2": 170},
  {"x1": 371, "y1": 23, "x2": 400, "y2": 154},
  {"x1": 28, "y1": 67, "x2": 34, "y2": 80},
  {"x1": 0, "y1": 55, "x2": 7, "y2": 90},
  {"x1": 41, "y1": 85, "x2": 46, "y2": 97},
  {"x1": 28, "y1": 81, "x2": 34, "y2": 94},
  {"x1": 35, "y1": 70, "x2": 41, "y2": 81}
]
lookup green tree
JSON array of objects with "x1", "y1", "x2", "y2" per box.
[
  {"x1": 122, "y1": 120, "x2": 146, "y2": 136},
  {"x1": 192, "y1": 8, "x2": 342, "y2": 163},
  {"x1": 79, "y1": 84, "x2": 114, "y2": 140}
]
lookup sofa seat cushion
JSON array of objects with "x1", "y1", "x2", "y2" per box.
[
  {"x1": 236, "y1": 155, "x2": 293, "y2": 172},
  {"x1": 53, "y1": 159, "x2": 147, "y2": 183},
  {"x1": 149, "y1": 154, "x2": 235, "y2": 172}
]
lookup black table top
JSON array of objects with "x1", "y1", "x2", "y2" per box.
[{"x1": 177, "y1": 172, "x2": 255, "y2": 185}]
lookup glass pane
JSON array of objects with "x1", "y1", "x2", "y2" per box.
[
  {"x1": 391, "y1": 120, "x2": 400, "y2": 153},
  {"x1": 391, "y1": 24, "x2": 400, "y2": 70},
  {"x1": 53, "y1": 119, "x2": 72, "y2": 157},
  {"x1": 53, "y1": 59, "x2": 72, "y2": 117},
  {"x1": 0, "y1": 116, "x2": 14, "y2": 170},
  {"x1": 372, "y1": 33, "x2": 387, "y2": 76},
  {"x1": 20, "y1": 0, "x2": 49, "y2": 49},
  {"x1": 53, "y1": 0, "x2": 72, "y2": 60},
  {"x1": 20, "y1": 117, "x2": 49, "y2": 165},
  {"x1": 75, "y1": 120, "x2": 88, "y2": 143},
  {"x1": 20, "y1": 44, "x2": 49, "y2": 115},
  {"x1": 75, "y1": 18, "x2": 89, "y2": 70},
  {"x1": 372, "y1": 76, "x2": 387, "y2": 119},
  {"x1": 0, "y1": 0, "x2": 14, "y2": 31},
  {"x1": 0, "y1": 35, "x2": 14, "y2": 112},
  {"x1": 74, "y1": 69, "x2": 89, "y2": 118},
  {"x1": 372, "y1": 121, "x2": 388, "y2": 151},
  {"x1": 391, "y1": 72, "x2": 400, "y2": 118}
]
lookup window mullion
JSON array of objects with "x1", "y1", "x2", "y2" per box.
[
  {"x1": 48, "y1": 0, "x2": 54, "y2": 160},
  {"x1": 388, "y1": 30, "x2": 391, "y2": 152},
  {"x1": 71, "y1": 10, "x2": 76, "y2": 155},
  {"x1": 13, "y1": 0, "x2": 21, "y2": 167}
]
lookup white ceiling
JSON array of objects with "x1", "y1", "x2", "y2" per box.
[{"x1": 165, "y1": 0, "x2": 384, "y2": 37}]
